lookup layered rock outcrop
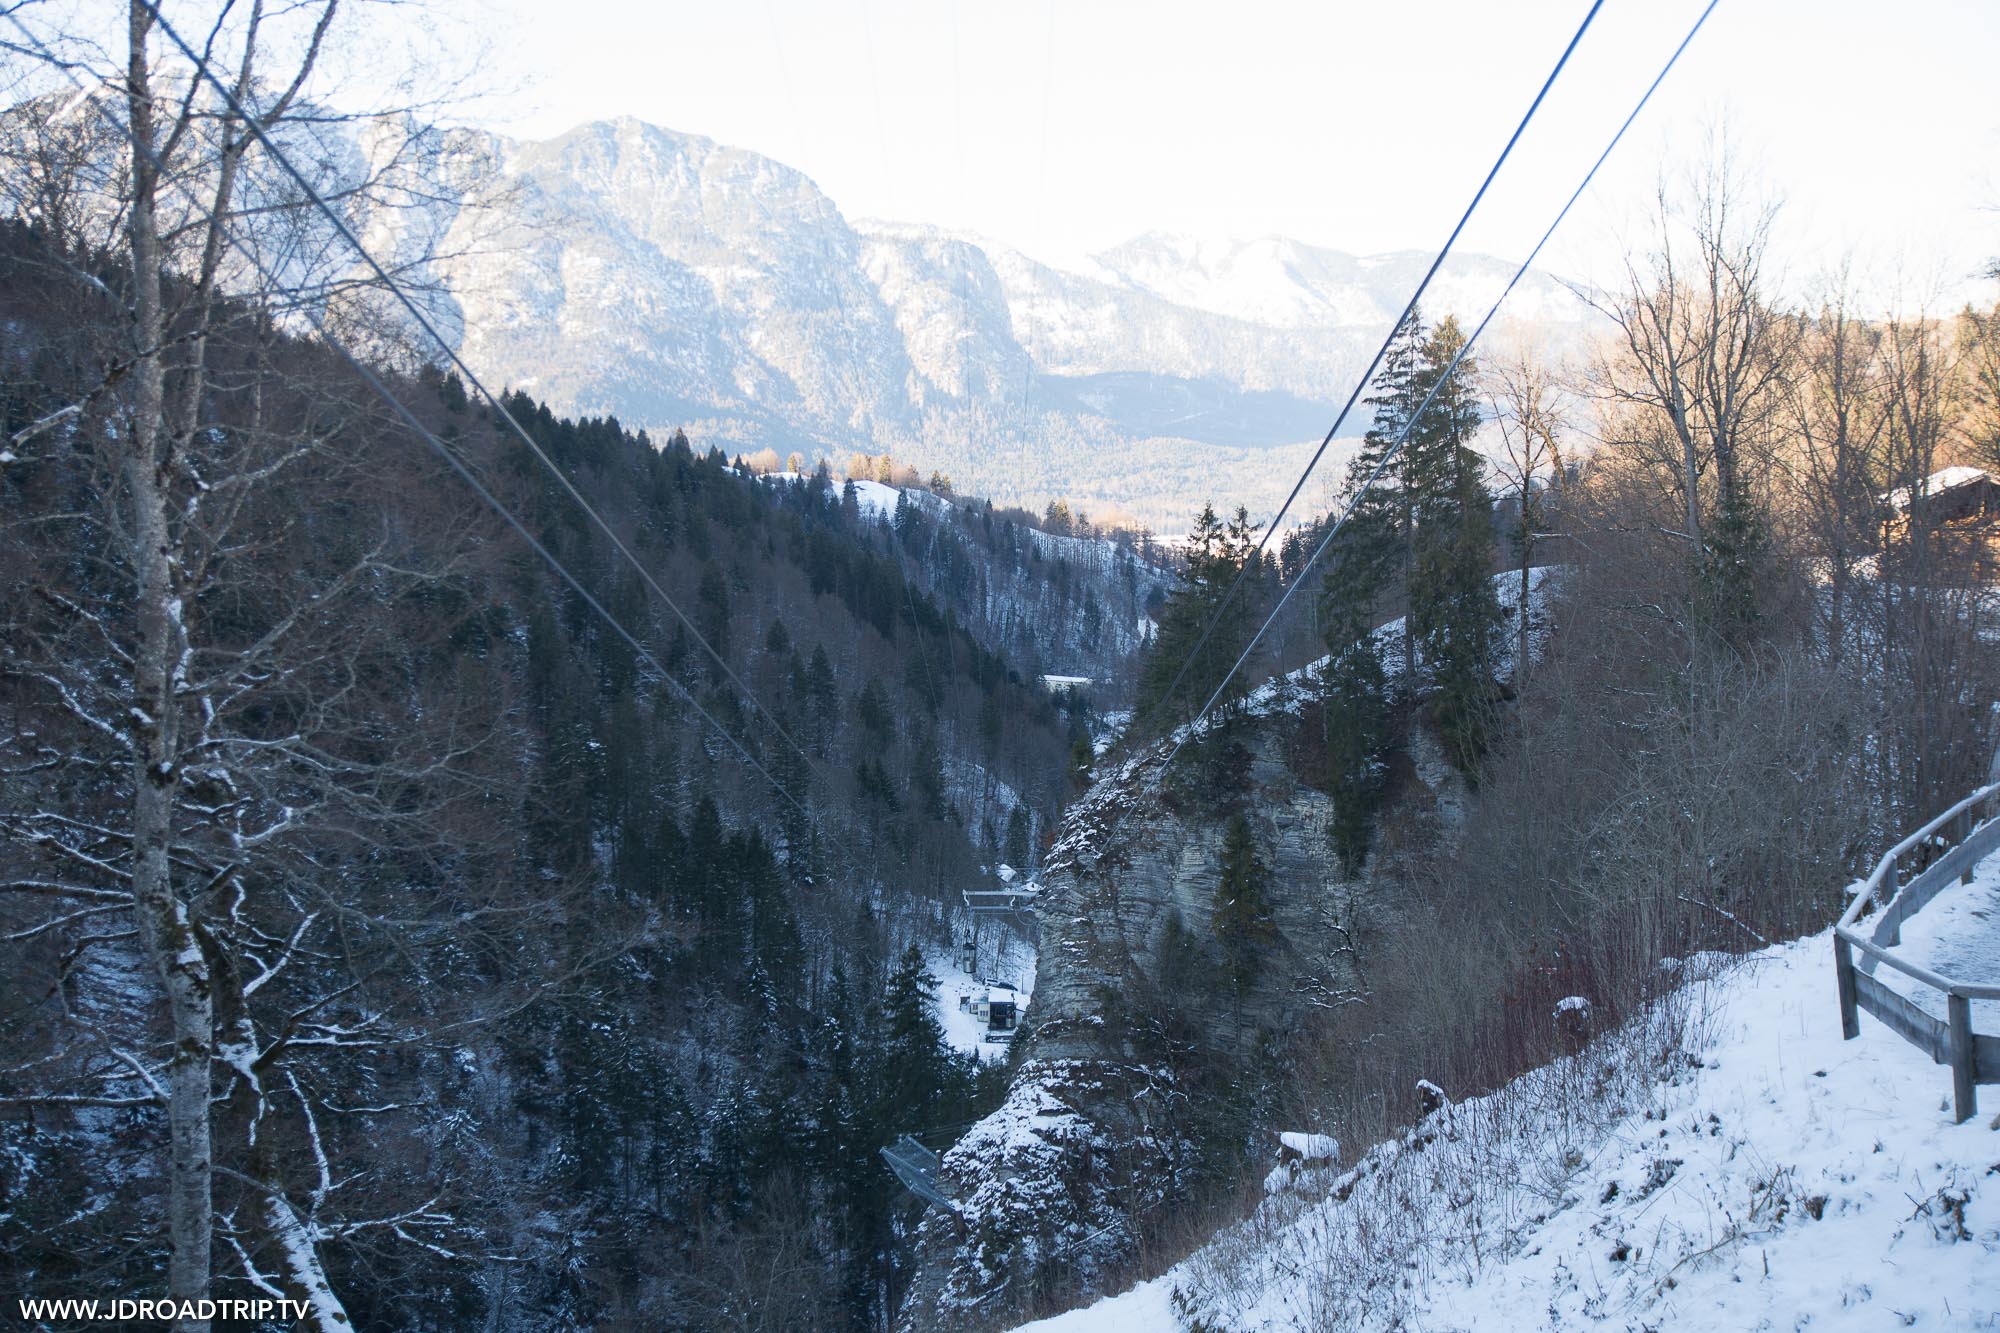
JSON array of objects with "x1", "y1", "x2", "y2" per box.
[{"x1": 900, "y1": 676, "x2": 1471, "y2": 1329}]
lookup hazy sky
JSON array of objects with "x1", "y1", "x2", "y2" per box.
[{"x1": 415, "y1": 0, "x2": 1999, "y2": 305}]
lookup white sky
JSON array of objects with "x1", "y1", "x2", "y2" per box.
[{"x1": 413, "y1": 0, "x2": 2000, "y2": 305}]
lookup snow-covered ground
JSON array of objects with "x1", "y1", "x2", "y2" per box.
[
  {"x1": 759, "y1": 470, "x2": 907, "y2": 519},
  {"x1": 1876, "y1": 853, "x2": 2000, "y2": 1032},
  {"x1": 929, "y1": 924, "x2": 1038, "y2": 1066},
  {"x1": 1011, "y1": 930, "x2": 2000, "y2": 1332}
]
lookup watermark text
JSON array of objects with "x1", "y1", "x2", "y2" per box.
[{"x1": 18, "y1": 1296, "x2": 307, "y2": 1323}]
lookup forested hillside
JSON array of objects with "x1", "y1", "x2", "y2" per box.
[
  {"x1": 912, "y1": 152, "x2": 2000, "y2": 1327},
  {"x1": 0, "y1": 212, "x2": 1123, "y2": 1328}
]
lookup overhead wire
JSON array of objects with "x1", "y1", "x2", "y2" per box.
[
  {"x1": 130, "y1": 0, "x2": 828, "y2": 792},
  {"x1": 7, "y1": 8, "x2": 815, "y2": 817},
  {"x1": 52, "y1": 0, "x2": 1715, "y2": 911},
  {"x1": 1150, "y1": 0, "x2": 1722, "y2": 795},
  {"x1": 1137, "y1": 0, "x2": 1606, "y2": 741}
]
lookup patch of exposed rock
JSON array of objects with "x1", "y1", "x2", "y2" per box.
[{"x1": 899, "y1": 683, "x2": 1470, "y2": 1330}]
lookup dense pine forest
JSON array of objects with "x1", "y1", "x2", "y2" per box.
[{"x1": 0, "y1": 209, "x2": 1155, "y2": 1327}]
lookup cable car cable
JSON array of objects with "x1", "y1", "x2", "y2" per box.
[
  {"x1": 133, "y1": 0, "x2": 827, "y2": 791},
  {"x1": 1149, "y1": 0, "x2": 1721, "y2": 797},
  {"x1": 1137, "y1": 0, "x2": 1605, "y2": 742}
]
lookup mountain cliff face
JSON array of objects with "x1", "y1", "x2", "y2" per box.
[
  {"x1": 5, "y1": 91, "x2": 1589, "y2": 527},
  {"x1": 896, "y1": 679, "x2": 1474, "y2": 1330},
  {"x1": 390, "y1": 117, "x2": 1590, "y2": 527},
  {"x1": 423, "y1": 119, "x2": 920, "y2": 452}
]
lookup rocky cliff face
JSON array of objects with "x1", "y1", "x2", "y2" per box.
[
  {"x1": 900, "y1": 677, "x2": 1470, "y2": 1329},
  {"x1": 337, "y1": 116, "x2": 1595, "y2": 525}
]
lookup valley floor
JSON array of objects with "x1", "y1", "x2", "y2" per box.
[
  {"x1": 1010, "y1": 931, "x2": 1999, "y2": 1332},
  {"x1": 930, "y1": 925, "x2": 1039, "y2": 1065}
]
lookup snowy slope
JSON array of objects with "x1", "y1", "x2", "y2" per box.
[
  {"x1": 1010, "y1": 933, "x2": 2000, "y2": 1332},
  {"x1": 1875, "y1": 855, "x2": 2000, "y2": 1032}
]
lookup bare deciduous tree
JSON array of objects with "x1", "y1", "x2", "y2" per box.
[
  {"x1": 0, "y1": 5, "x2": 532, "y2": 1328},
  {"x1": 1486, "y1": 340, "x2": 1568, "y2": 691},
  {"x1": 1777, "y1": 276, "x2": 1887, "y2": 664},
  {"x1": 1585, "y1": 136, "x2": 1793, "y2": 559}
]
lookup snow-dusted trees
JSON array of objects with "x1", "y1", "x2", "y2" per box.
[
  {"x1": 0, "y1": 27, "x2": 1086, "y2": 1316},
  {"x1": 0, "y1": 5, "x2": 512, "y2": 1327},
  {"x1": 2, "y1": 7, "x2": 356, "y2": 1322}
]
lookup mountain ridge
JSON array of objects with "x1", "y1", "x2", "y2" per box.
[{"x1": 395, "y1": 115, "x2": 1592, "y2": 528}]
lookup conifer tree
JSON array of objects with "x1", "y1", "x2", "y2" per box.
[
  {"x1": 1340, "y1": 307, "x2": 1430, "y2": 692},
  {"x1": 874, "y1": 944, "x2": 955, "y2": 1134},
  {"x1": 1406, "y1": 316, "x2": 1503, "y2": 771},
  {"x1": 696, "y1": 564, "x2": 732, "y2": 663},
  {"x1": 1134, "y1": 502, "x2": 1261, "y2": 730},
  {"x1": 804, "y1": 645, "x2": 840, "y2": 751},
  {"x1": 1318, "y1": 552, "x2": 1391, "y2": 877},
  {"x1": 1212, "y1": 814, "x2": 1276, "y2": 993},
  {"x1": 1004, "y1": 805, "x2": 1032, "y2": 870}
]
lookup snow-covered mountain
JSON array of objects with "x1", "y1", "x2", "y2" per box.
[
  {"x1": 397, "y1": 117, "x2": 1594, "y2": 526},
  {"x1": 1085, "y1": 230, "x2": 1585, "y2": 334},
  {"x1": 415, "y1": 118, "x2": 920, "y2": 454},
  {"x1": 0, "y1": 90, "x2": 1594, "y2": 528}
]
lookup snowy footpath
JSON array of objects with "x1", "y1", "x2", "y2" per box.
[
  {"x1": 1877, "y1": 851, "x2": 2000, "y2": 1033},
  {"x1": 1011, "y1": 932, "x2": 1999, "y2": 1332}
]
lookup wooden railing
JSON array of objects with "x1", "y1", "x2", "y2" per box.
[{"x1": 1834, "y1": 784, "x2": 2000, "y2": 1124}]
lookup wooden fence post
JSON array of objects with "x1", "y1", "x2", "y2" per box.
[
  {"x1": 1947, "y1": 992, "x2": 1975, "y2": 1124},
  {"x1": 1881, "y1": 858, "x2": 1902, "y2": 946},
  {"x1": 1834, "y1": 934, "x2": 1859, "y2": 1041}
]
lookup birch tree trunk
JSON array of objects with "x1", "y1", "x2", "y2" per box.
[{"x1": 124, "y1": 6, "x2": 216, "y2": 1323}]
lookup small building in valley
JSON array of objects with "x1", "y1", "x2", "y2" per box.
[{"x1": 957, "y1": 983, "x2": 1024, "y2": 1041}]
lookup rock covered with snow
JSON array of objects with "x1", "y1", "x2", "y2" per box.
[
  {"x1": 1277, "y1": 1131, "x2": 1339, "y2": 1161},
  {"x1": 896, "y1": 1059, "x2": 1184, "y2": 1325}
]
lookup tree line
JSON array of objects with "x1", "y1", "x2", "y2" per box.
[
  {"x1": 0, "y1": 7, "x2": 1089, "y2": 1324},
  {"x1": 1120, "y1": 142, "x2": 2000, "y2": 1219}
]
